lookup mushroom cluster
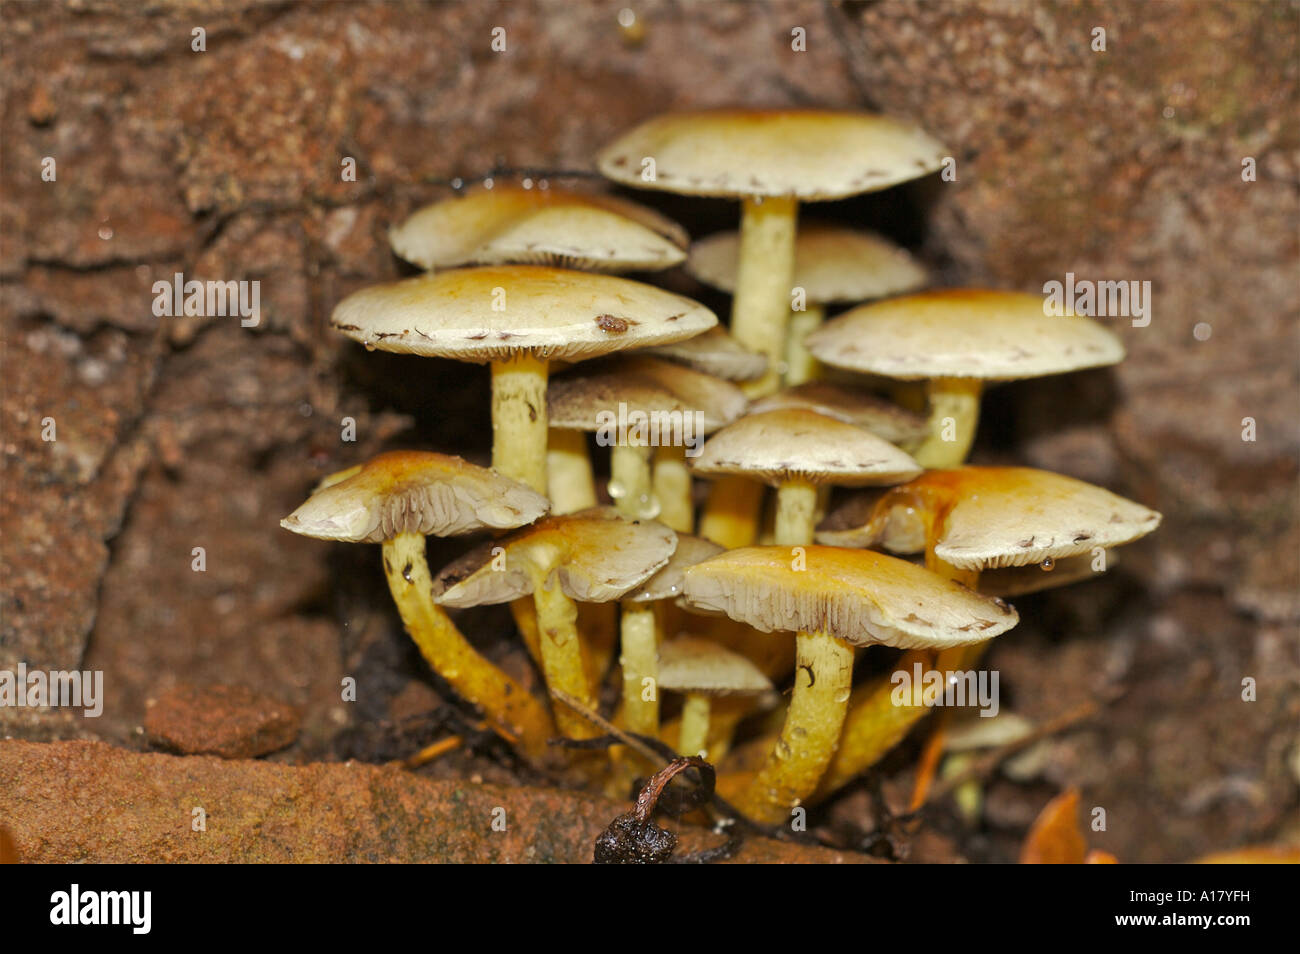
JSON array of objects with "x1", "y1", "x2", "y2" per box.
[{"x1": 280, "y1": 108, "x2": 1160, "y2": 828}]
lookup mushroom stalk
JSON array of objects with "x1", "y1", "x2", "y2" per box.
[
  {"x1": 699, "y1": 478, "x2": 764, "y2": 548},
  {"x1": 619, "y1": 602, "x2": 660, "y2": 737},
  {"x1": 737, "y1": 629, "x2": 853, "y2": 824},
  {"x1": 732, "y1": 195, "x2": 799, "y2": 397},
  {"x1": 382, "y1": 532, "x2": 554, "y2": 757},
  {"x1": 912, "y1": 377, "x2": 984, "y2": 469},
  {"x1": 547, "y1": 429, "x2": 597, "y2": 513},
  {"x1": 530, "y1": 566, "x2": 598, "y2": 739},
  {"x1": 652, "y1": 445, "x2": 694, "y2": 533},
  {"x1": 678, "y1": 693, "x2": 712, "y2": 758},
  {"x1": 773, "y1": 479, "x2": 818, "y2": 546},
  {"x1": 611, "y1": 442, "x2": 656, "y2": 519},
  {"x1": 491, "y1": 352, "x2": 550, "y2": 493},
  {"x1": 784, "y1": 303, "x2": 825, "y2": 386}
]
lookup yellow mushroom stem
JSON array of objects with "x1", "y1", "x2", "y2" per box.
[
  {"x1": 774, "y1": 479, "x2": 818, "y2": 547},
  {"x1": 618, "y1": 601, "x2": 660, "y2": 738},
  {"x1": 610, "y1": 442, "x2": 656, "y2": 519},
  {"x1": 732, "y1": 194, "x2": 799, "y2": 397},
  {"x1": 652, "y1": 445, "x2": 694, "y2": 533},
  {"x1": 382, "y1": 532, "x2": 554, "y2": 758},
  {"x1": 699, "y1": 477, "x2": 764, "y2": 548},
  {"x1": 528, "y1": 563, "x2": 599, "y2": 739},
  {"x1": 678, "y1": 693, "x2": 713, "y2": 757},
  {"x1": 736, "y1": 629, "x2": 854, "y2": 825},
  {"x1": 912, "y1": 376, "x2": 984, "y2": 469},
  {"x1": 546, "y1": 428, "x2": 597, "y2": 513},
  {"x1": 784, "y1": 302, "x2": 825, "y2": 386},
  {"x1": 491, "y1": 352, "x2": 549, "y2": 493}
]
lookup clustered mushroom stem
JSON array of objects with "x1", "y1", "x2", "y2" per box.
[
  {"x1": 381, "y1": 531, "x2": 555, "y2": 758},
  {"x1": 774, "y1": 479, "x2": 819, "y2": 546},
  {"x1": 814, "y1": 649, "x2": 935, "y2": 798},
  {"x1": 784, "y1": 303, "x2": 825, "y2": 387},
  {"x1": 530, "y1": 568, "x2": 599, "y2": 739},
  {"x1": 912, "y1": 376, "x2": 984, "y2": 469},
  {"x1": 738, "y1": 629, "x2": 854, "y2": 824},
  {"x1": 732, "y1": 195, "x2": 799, "y2": 397},
  {"x1": 677, "y1": 693, "x2": 713, "y2": 758},
  {"x1": 698, "y1": 477, "x2": 764, "y2": 548},
  {"x1": 611, "y1": 442, "x2": 655, "y2": 519},
  {"x1": 652, "y1": 445, "x2": 694, "y2": 532},
  {"x1": 546, "y1": 429, "x2": 597, "y2": 513},
  {"x1": 619, "y1": 602, "x2": 660, "y2": 738},
  {"x1": 491, "y1": 352, "x2": 550, "y2": 493}
]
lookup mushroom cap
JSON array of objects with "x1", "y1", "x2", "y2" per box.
[
  {"x1": 682, "y1": 545, "x2": 1018, "y2": 650},
  {"x1": 389, "y1": 184, "x2": 688, "y2": 272},
  {"x1": 548, "y1": 355, "x2": 748, "y2": 436},
  {"x1": 642, "y1": 326, "x2": 768, "y2": 382},
  {"x1": 688, "y1": 225, "x2": 927, "y2": 304},
  {"x1": 279, "y1": 450, "x2": 549, "y2": 544},
  {"x1": 433, "y1": 506, "x2": 677, "y2": 606},
  {"x1": 597, "y1": 109, "x2": 949, "y2": 200},
  {"x1": 749, "y1": 382, "x2": 929, "y2": 446},
  {"x1": 805, "y1": 288, "x2": 1126, "y2": 381},
  {"x1": 331, "y1": 265, "x2": 717, "y2": 363},
  {"x1": 655, "y1": 635, "x2": 773, "y2": 695},
  {"x1": 818, "y1": 467, "x2": 1161, "y2": 571},
  {"x1": 980, "y1": 551, "x2": 1116, "y2": 598},
  {"x1": 691, "y1": 408, "x2": 922, "y2": 487},
  {"x1": 625, "y1": 534, "x2": 726, "y2": 603}
]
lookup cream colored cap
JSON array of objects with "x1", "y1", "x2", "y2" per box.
[
  {"x1": 643, "y1": 327, "x2": 768, "y2": 382},
  {"x1": 433, "y1": 506, "x2": 677, "y2": 606},
  {"x1": 625, "y1": 534, "x2": 726, "y2": 603},
  {"x1": 598, "y1": 109, "x2": 949, "y2": 200},
  {"x1": 331, "y1": 265, "x2": 716, "y2": 363},
  {"x1": 548, "y1": 355, "x2": 748, "y2": 436},
  {"x1": 806, "y1": 289, "x2": 1125, "y2": 381},
  {"x1": 682, "y1": 545, "x2": 1018, "y2": 651},
  {"x1": 691, "y1": 408, "x2": 922, "y2": 487},
  {"x1": 389, "y1": 184, "x2": 688, "y2": 272},
  {"x1": 655, "y1": 636, "x2": 773, "y2": 695},
  {"x1": 279, "y1": 450, "x2": 549, "y2": 544},
  {"x1": 688, "y1": 225, "x2": 927, "y2": 304},
  {"x1": 749, "y1": 382, "x2": 929, "y2": 446}
]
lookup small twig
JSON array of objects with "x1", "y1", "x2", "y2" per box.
[{"x1": 548, "y1": 688, "x2": 673, "y2": 767}]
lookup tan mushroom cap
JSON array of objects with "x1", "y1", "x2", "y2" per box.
[
  {"x1": 691, "y1": 408, "x2": 922, "y2": 487},
  {"x1": 625, "y1": 534, "x2": 726, "y2": 603},
  {"x1": 597, "y1": 109, "x2": 949, "y2": 200},
  {"x1": 279, "y1": 450, "x2": 549, "y2": 544},
  {"x1": 432, "y1": 506, "x2": 677, "y2": 607},
  {"x1": 682, "y1": 545, "x2": 1018, "y2": 651},
  {"x1": 389, "y1": 184, "x2": 688, "y2": 272},
  {"x1": 548, "y1": 355, "x2": 748, "y2": 436},
  {"x1": 655, "y1": 635, "x2": 773, "y2": 695},
  {"x1": 819, "y1": 467, "x2": 1162, "y2": 571},
  {"x1": 688, "y1": 225, "x2": 927, "y2": 304},
  {"x1": 805, "y1": 288, "x2": 1126, "y2": 381},
  {"x1": 749, "y1": 382, "x2": 929, "y2": 446},
  {"x1": 331, "y1": 265, "x2": 717, "y2": 363},
  {"x1": 642, "y1": 327, "x2": 768, "y2": 382}
]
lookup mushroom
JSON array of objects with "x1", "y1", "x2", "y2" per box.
[
  {"x1": 547, "y1": 355, "x2": 747, "y2": 530},
  {"x1": 748, "y1": 381, "x2": 930, "y2": 449},
  {"x1": 643, "y1": 326, "x2": 768, "y2": 383},
  {"x1": 432, "y1": 507, "x2": 677, "y2": 738},
  {"x1": 598, "y1": 109, "x2": 948, "y2": 396},
  {"x1": 683, "y1": 545, "x2": 1018, "y2": 823},
  {"x1": 389, "y1": 183, "x2": 689, "y2": 273},
  {"x1": 692, "y1": 408, "x2": 921, "y2": 547},
  {"x1": 805, "y1": 289, "x2": 1126, "y2": 468},
  {"x1": 655, "y1": 635, "x2": 772, "y2": 759},
  {"x1": 688, "y1": 224, "x2": 927, "y2": 385},
  {"x1": 279, "y1": 450, "x2": 554, "y2": 756},
  {"x1": 330, "y1": 265, "x2": 717, "y2": 494},
  {"x1": 618, "y1": 535, "x2": 725, "y2": 741}
]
